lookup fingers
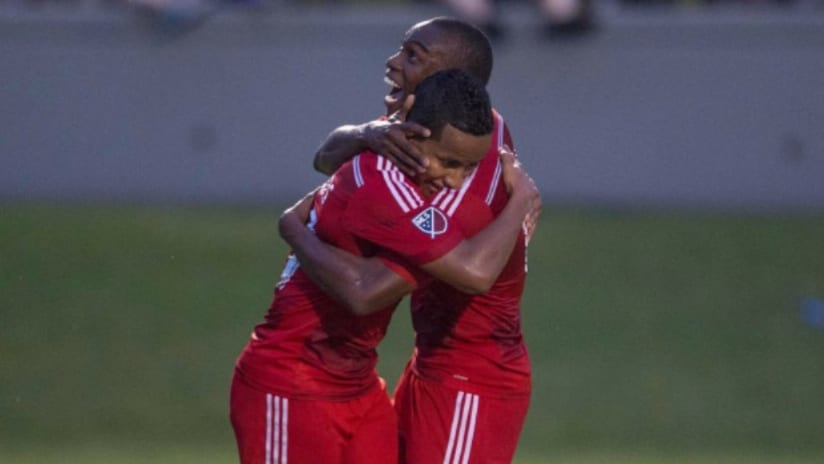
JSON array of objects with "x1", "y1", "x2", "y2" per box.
[
  {"x1": 500, "y1": 147, "x2": 541, "y2": 229},
  {"x1": 399, "y1": 121, "x2": 431, "y2": 139},
  {"x1": 522, "y1": 203, "x2": 542, "y2": 246},
  {"x1": 382, "y1": 125, "x2": 429, "y2": 177},
  {"x1": 498, "y1": 145, "x2": 519, "y2": 169},
  {"x1": 499, "y1": 145, "x2": 523, "y2": 193},
  {"x1": 283, "y1": 187, "x2": 318, "y2": 224}
]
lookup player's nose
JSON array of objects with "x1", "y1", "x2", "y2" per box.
[{"x1": 385, "y1": 52, "x2": 401, "y2": 70}]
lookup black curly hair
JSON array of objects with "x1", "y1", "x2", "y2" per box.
[{"x1": 406, "y1": 69, "x2": 493, "y2": 138}]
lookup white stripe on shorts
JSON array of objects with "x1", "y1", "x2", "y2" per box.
[
  {"x1": 443, "y1": 391, "x2": 480, "y2": 464},
  {"x1": 266, "y1": 394, "x2": 289, "y2": 464}
]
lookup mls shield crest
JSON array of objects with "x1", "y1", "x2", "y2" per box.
[{"x1": 412, "y1": 206, "x2": 449, "y2": 239}]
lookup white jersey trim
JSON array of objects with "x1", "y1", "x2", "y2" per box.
[
  {"x1": 376, "y1": 156, "x2": 423, "y2": 213},
  {"x1": 485, "y1": 113, "x2": 505, "y2": 205},
  {"x1": 435, "y1": 111, "x2": 506, "y2": 214},
  {"x1": 353, "y1": 155, "x2": 364, "y2": 187}
]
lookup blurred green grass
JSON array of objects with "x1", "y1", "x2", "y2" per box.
[
  {"x1": 2, "y1": 445, "x2": 823, "y2": 464},
  {"x1": 2, "y1": 203, "x2": 823, "y2": 462}
]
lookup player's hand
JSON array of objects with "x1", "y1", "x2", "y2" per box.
[
  {"x1": 500, "y1": 146, "x2": 541, "y2": 227},
  {"x1": 278, "y1": 188, "x2": 317, "y2": 243},
  {"x1": 523, "y1": 204, "x2": 541, "y2": 246},
  {"x1": 364, "y1": 94, "x2": 430, "y2": 177}
]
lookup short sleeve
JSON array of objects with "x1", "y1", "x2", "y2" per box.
[
  {"x1": 342, "y1": 173, "x2": 465, "y2": 266},
  {"x1": 377, "y1": 250, "x2": 426, "y2": 287}
]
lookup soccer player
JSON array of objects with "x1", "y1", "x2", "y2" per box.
[
  {"x1": 231, "y1": 69, "x2": 539, "y2": 464},
  {"x1": 313, "y1": 17, "x2": 504, "y2": 180},
  {"x1": 281, "y1": 17, "x2": 535, "y2": 464}
]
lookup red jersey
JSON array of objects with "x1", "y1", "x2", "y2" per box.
[
  {"x1": 235, "y1": 147, "x2": 477, "y2": 401},
  {"x1": 336, "y1": 111, "x2": 531, "y2": 396},
  {"x1": 407, "y1": 111, "x2": 532, "y2": 397}
]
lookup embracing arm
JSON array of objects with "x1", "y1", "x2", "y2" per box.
[
  {"x1": 419, "y1": 147, "x2": 540, "y2": 294},
  {"x1": 281, "y1": 148, "x2": 540, "y2": 315},
  {"x1": 312, "y1": 124, "x2": 372, "y2": 175},
  {"x1": 279, "y1": 195, "x2": 415, "y2": 316},
  {"x1": 312, "y1": 95, "x2": 430, "y2": 176}
]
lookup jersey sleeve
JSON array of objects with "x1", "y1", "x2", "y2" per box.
[
  {"x1": 503, "y1": 120, "x2": 514, "y2": 151},
  {"x1": 376, "y1": 250, "x2": 426, "y2": 287},
  {"x1": 341, "y1": 157, "x2": 466, "y2": 266}
]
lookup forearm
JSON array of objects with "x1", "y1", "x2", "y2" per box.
[
  {"x1": 313, "y1": 124, "x2": 368, "y2": 175},
  {"x1": 280, "y1": 216, "x2": 413, "y2": 314},
  {"x1": 421, "y1": 193, "x2": 528, "y2": 294}
]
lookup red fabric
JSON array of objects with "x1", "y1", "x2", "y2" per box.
[
  {"x1": 393, "y1": 367, "x2": 529, "y2": 464},
  {"x1": 230, "y1": 371, "x2": 398, "y2": 464},
  {"x1": 408, "y1": 110, "x2": 532, "y2": 397},
  {"x1": 342, "y1": 154, "x2": 467, "y2": 266},
  {"x1": 233, "y1": 108, "x2": 529, "y2": 462}
]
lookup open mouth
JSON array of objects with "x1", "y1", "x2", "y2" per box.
[{"x1": 384, "y1": 75, "x2": 404, "y2": 109}]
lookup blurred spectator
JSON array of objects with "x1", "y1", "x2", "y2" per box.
[
  {"x1": 619, "y1": 0, "x2": 802, "y2": 5},
  {"x1": 443, "y1": 0, "x2": 595, "y2": 40}
]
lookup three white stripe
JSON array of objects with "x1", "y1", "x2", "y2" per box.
[
  {"x1": 373, "y1": 112, "x2": 504, "y2": 216},
  {"x1": 265, "y1": 394, "x2": 288, "y2": 464},
  {"x1": 443, "y1": 391, "x2": 479, "y2": 464},
  {"x1": 377, "y1": 157, "x2": 423, "y2": 213}
]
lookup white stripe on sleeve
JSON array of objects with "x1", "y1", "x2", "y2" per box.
[{"x1": 353, "y1": 155, "x2": 364, "y2": 187}]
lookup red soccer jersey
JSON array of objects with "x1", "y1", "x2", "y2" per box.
[
  {"x1": 407, "y1": 111, "x2": 532, "y2": 397},
  {"x1": 235, "y1": 147, "x2": 477, "y2": 401},
  {"x1": 338, "y1": 111, "x2": 531, "y2": 396}
]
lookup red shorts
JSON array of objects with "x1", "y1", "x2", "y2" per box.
[
  {"x1": 393, "y1": 369, "x2": 530, "y2": 464},
  {"x1": 230, "y1": 370, "x2": 398, "y2": 464}
]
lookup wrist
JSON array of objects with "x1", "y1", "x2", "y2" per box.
[{"x1": 354, "y1": 123, "x2": 373, "y2": 149}]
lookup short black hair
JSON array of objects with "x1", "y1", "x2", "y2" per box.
[
  {"x1": 406, "y1": 69, "x2": 493, "y2": 138},
  {"x1": 429, "y1": 17, "x2": 493, "y2": 85}
]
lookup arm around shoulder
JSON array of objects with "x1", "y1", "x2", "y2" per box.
[
  {"x1": 279, "y1": 205, "x2": 415, "y2": 315},
  {"x1": 313, "y1": 124, "x2": 370, "y2": 175}
]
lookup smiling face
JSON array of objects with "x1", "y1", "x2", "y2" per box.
[
  {"x1": 384, "y1": 20, "x2": 457, "y2": 114},
  {"x1": 411, "y1": 123, "x2": 492, "y2": 197}
]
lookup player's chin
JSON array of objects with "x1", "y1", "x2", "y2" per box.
[{"x1": 384, "y1": 94, "x2": 402, "y2": 114}]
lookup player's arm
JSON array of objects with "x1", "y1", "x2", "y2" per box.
[
  {"x1": 281, "y1": 148, "x2": 540, "y2": 314},
  {"x1": 313, "y1": 95, "x2": 431, "y2": 177},
  {"x1": 419, "y1": 146, "x2": 539, "y2": 294},
  {"x1": 279, "y1": 194, "x2": 416, "y2": 316},
  {"x1": 500, "y1": 122, "x2": 540, "y2": 245}
]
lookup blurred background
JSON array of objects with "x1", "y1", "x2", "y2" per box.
[{"x1": 2, "y1": 0, "x2": 823, "y2": 463}]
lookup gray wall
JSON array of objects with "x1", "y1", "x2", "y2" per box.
[{"x1": 2, "y1": 4, "x2": 823, "y2": 211}]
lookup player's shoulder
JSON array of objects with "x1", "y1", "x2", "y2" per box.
[
  {"x1": 490, "y1": 107, "x2": 513, "y2": 144},
  {"x1": 491, "y1": 107, "x2": 505, "y2": 131},
  {"x1": 347, "y1": 151, "x2": 425, "y2": 214},
  {"x1": 333, "y1": 150, "x2": 385, "y2": 187}
]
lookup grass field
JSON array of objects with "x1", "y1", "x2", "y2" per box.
[
  {"x1": 2, "y1": 203, "x2": 824, "y2": 463},
  {"x1": 2, "y1": 445, "x2": 824, "y2": 464}
]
